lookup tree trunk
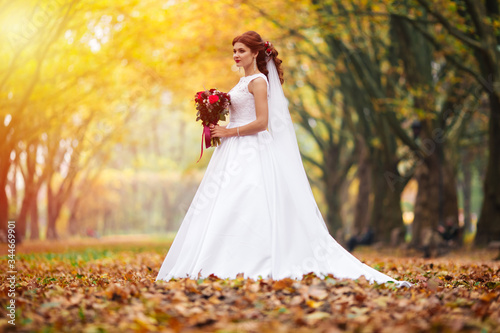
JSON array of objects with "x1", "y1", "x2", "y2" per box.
[
  {"x1": 412, "y1": 128, "x2": 459, "y2": 246},
  {"x1": 8, "y1": 163, "x2": 17, "y2": 215},
  {"x1": 162, "y1": 187, "x2": 172, "y2": 232},
  {"x1": 0, "y1": 183, "x2": 9, "y2": 239},
  {"x1": 412, "y1": 154, "x2": 440, "y2": 246},
  {"x1": 29, "y1": 196, "x2": 39, "y2": 240},
  {"x1": 325, "y1": 185, "x2": 343, "y2": 234},
  {"x1": 323, "y1": 146, "x2": 345, "y2": 233},
  {"x1": 46, "y1": 206, "x2": 60, "y2": 240},
  {"x1": 461, "y1": 149, "x2": 472, "y2": 234},
  {"x1": 67, "y1": 196, "x2": 80, "y2": 236},
  {"x1": 371, "y1": 151, "x2": 405, "y2": 243},
  {"x1": 46, "y1": 175, "x2": 60, "y2": 240},
  {"x1": 16, "y1": 189, "x2": 33, "y2": 243},
  {"x1": 475, "y1": 92, "x2": 500, "y2": 244},
  {"x1": 45, "y1": 145, "x2": 80, "y2": 240},
  {"x1": 0, "y1": 147, "x2": 11, "y2": 240},
  {"x1": 16, "y1": 142, "x2": 39, "y2": 242},
  {"x1": 353, "y1": 141, "x2": 372, "y2": 234}
]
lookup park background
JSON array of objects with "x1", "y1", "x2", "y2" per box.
[
  {"x1": 0, "y1": 0, "x2": 499, "y2": 250},
  {"x1": 1, "y1": 1, "x2": 500, "y2": 332}
]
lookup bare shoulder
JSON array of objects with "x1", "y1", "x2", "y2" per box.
[{"x1": 248, "y1": 76, "x2": 268, "y2": 94}]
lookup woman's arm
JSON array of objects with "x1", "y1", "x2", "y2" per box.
[{"x1": 210, "y1": 77, "x2": 268, "y2": 138}]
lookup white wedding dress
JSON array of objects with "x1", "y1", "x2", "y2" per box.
[{"x1": 156, "y1": 66, "x2": 411, "y2": 288}]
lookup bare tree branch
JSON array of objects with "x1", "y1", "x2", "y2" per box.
[
  {"x1": 401, "y1": 15, "x2": 493, "y2": 92},
  {"x1": 415, "y1": 0, "x2": 485, "y2": 51},
  {"x1": 300, "y1": 152, "x2": 325, "y2": 173}
]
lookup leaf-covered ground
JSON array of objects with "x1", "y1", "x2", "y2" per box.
[{"x1": 1, "y1": 236, "x2": 499, "y2": 333}]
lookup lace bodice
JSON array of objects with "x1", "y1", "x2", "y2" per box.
[{"x1": 228, "y1": 73, "x2": 269, "y2": 124}]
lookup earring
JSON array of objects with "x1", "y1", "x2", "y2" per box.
[{"x1": 253, "y1": 57, "x2": 257, "y2": 72}]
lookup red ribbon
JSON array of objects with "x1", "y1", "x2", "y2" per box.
[{"x1": 197, "y1": 125, "x2": 212, "y2": 163}]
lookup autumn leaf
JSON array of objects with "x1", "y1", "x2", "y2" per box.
[{"x1": 2, "y1": 233, "x2": 500, "y2": 333}]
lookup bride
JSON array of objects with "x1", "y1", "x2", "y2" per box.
[{"x1": 156, "y1": 31, "x2": 411, "y2": 287}]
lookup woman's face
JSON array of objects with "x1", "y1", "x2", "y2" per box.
[{"x1": 233, "y1": 42, "x2": 256, "y2": 68}]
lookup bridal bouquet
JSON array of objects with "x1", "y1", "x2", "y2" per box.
[{"x1": 195, "y1": 88, "x2": 231, "y2": 161}]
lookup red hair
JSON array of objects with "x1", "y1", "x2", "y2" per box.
[{"x1": 232, "y1": 31, "x2": 284, "y2": 85}]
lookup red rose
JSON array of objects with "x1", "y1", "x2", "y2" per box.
[
  {"x1": 208, "y1": 95, "x2": 219, "y2": 104},
  {"x1": 197, "y1": 92, "x2": 204, "y2": 101}
]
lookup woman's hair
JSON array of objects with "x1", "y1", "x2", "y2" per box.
[{"x1": 232, "y1": 31, "x2": 284, "y2": 85}]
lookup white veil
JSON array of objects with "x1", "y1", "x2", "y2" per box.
[
  {"x1": 265, "y1": 56, "x2": 330, "y2": 233},
  {"x1": 264, "y1": 56, "x2": 412, "y2": 287}
]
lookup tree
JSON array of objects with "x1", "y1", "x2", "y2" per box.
[
  {"x1": 392, "y1": 0, "x2": 500, "y2": 244},
  {"x1": 0, "y1": 0, "x2": 82, "y2": 240},
  {"x1": 1, "y1": 0, "x2": 276, "y2": 240}
]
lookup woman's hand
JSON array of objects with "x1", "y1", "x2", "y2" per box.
[{"x1": 210, "y1": 124, "x2": 231, "y2": 138}]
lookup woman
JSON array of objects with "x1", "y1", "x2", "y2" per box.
[{"x1": 156, "y1": 31, "x2": 411, "y2": 287}]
